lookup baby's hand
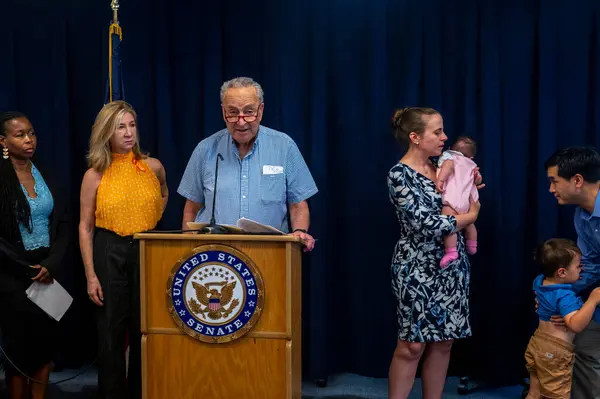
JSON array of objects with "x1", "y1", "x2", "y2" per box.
[
  {"x1": 473, "y1": 167, "x2": 485, "y2": 190},
  {"x1": 436, "y1": 179, "x2": 445, "y2": 193}
]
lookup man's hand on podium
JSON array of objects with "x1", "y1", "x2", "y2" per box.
[{"x1": 291, "y1": 230, "x2": 316, "y2": 252}]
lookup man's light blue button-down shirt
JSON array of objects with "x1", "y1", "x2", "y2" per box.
[
  {"x1": 573, "y1": 189, "x2": 600, "y2": 322},
  {"x1": 177, "y1": 126, "x2": 318, "y2": 233}
]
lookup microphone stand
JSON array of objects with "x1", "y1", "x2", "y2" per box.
[{"x1": 199, "y1": 153, "x2": 229, "y2": 234}]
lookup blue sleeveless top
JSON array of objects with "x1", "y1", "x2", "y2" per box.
[{"x1": 19, "y1": 164, "x2": 54, "y2": 251}]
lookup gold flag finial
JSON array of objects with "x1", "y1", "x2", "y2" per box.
[{"x1": 111, "y1": 0, "x2": 120, "y2": 24}]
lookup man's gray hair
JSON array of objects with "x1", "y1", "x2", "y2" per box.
[{"x1": 220, "y1": 77, "x2": 264, "y2": 103}]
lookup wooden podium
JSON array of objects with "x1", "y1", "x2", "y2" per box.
[{"x1": 134, "y1": 233, "x2": 304, "y2": 399}]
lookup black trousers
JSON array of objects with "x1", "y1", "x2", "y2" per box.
[
  {"x1": 93, "y1": 228, "x2": 141, "y2": 399},
  {"x1": 0, "y1": 247, "x2": 57, "y2": 377}
]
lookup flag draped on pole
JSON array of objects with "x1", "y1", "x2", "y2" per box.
[
  {"x1": 105, "y1": 1, "x2": 125, "y2": 103},
  {"x1": 104, "y1": 0, "x2": 130, "y2": 372}
]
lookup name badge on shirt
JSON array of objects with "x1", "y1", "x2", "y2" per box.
[{"x1": 263, "y1": 165, "x2": 284, "y2": 175}]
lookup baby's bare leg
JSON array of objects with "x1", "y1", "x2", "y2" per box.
[
  {"x1": 464, "y1": 223, "x2": 478, "y2": 255},
  {"x1": 464, "y1": 223, "x2": 477, "y2": 241},
  {"x1": 440, "y1": 205, "x2": 458, "y2": 269},
  {"x1": 442, "y1": 205, "x2": 458, "y2": 249}
]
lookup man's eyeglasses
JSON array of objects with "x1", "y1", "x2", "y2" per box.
[{"x1": 225, "y1": 109, "x2": 259, "y2": 123}]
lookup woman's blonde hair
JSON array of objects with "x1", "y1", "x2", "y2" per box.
[{"x1": 87, "y1": 100, "x2": 146, "y2": 172}]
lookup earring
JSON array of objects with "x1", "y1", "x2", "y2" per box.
[
  {"x1": 2, "y1": 146, "x2": 8, "y2": 160},
  {"x1": 416, "y1": 141, "x2": 420, "y2": 145}
]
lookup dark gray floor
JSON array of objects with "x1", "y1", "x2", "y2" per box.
[{"x1": 0, "y1": 368, "x2": 524, "y2": 398}]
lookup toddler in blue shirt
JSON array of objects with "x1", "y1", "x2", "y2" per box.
[{"x1": 525, "y1": 238, "x2": 600, "y2": 399}]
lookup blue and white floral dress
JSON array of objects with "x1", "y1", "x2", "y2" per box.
[{"x1": 387, "y1": 162, "x2": 471, "y2": 342}]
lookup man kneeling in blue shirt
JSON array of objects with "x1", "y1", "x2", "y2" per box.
[
  {"x1": 544, "y1": 147, "x2": 600, "y2": 398},
  {"x1": 526, "y1": 239, "x2": 600, "y2": 399}
]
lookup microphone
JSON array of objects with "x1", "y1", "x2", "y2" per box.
[{"x1": 199, "y1": 153, "x2": 229, "y2": 235}]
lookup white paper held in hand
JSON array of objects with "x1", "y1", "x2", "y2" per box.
[{"x1": 26, "y1": 280, "x2": 73, "y2": 322}]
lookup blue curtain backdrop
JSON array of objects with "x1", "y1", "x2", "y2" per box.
[{"x1": 2, "y1": 0, "x2": 600, "y2": 386}]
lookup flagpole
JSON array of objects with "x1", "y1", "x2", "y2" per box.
[
  {"x1": 108, "y1": 0, "x2": 122, "y2": 103},
  {"x1": 111, "y1": 0, "x2": 120, "y2": 25}
]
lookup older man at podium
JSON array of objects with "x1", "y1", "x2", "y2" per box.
[{"x1": 178, "y1": 77, "x2": 318, "y2": 251}]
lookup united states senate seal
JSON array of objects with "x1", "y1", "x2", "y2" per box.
[{"x1": 166, "y1": 244, "x2": 265, "y2": 343}]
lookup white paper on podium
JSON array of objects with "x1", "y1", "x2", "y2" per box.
[
  {"x1": 186, "y1": 222, "x2": 245, "y2": 233},
  {"x1": 236, "y1": 218, "x2": 284, "y2": 234},
  {"x1": 26, "y1": 280, "x2": 73, "y2": 322}
]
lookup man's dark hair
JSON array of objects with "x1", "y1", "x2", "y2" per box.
[{"x1": 544, "y1": 146, "x2": 600, "y2": 183}]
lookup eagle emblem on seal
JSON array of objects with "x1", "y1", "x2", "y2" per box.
[
  {"x1": 167, "y1": 245, "x2": 265, "y2": 343},
  {"x1": 187, "y1": 280, "x2": 240, "y2": 320}
]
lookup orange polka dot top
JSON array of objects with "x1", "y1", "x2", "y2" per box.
[{"x1": 95, "y1": 151, "x2": 163, "y2": 236}]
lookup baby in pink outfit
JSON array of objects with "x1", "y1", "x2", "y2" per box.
[{"x1": 436, "y1": 136, "x2": 481, "y2": 269}]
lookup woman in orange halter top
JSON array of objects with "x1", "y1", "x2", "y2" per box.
[{"x1": 78, "y1": 101, "x2": 168, "y2": 399}]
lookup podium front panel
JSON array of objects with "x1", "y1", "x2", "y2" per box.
[
  {"x1": 136, "y1": 234, "x2": 303, "y2": 399},
  {"x1": 142, "y1": 239, "x2": 288, "y2": 336},
  {"x1": 142, "y1": 334, "x2": 289, "y2": 399}
]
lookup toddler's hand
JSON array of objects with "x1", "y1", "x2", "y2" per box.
[{"x1": 590, "y1": 287, "x2": 600, "y2": 304}]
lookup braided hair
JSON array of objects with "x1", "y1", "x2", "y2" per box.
[{"x1": 0, "y1": 111, "x2": 32, "y2": 242}]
